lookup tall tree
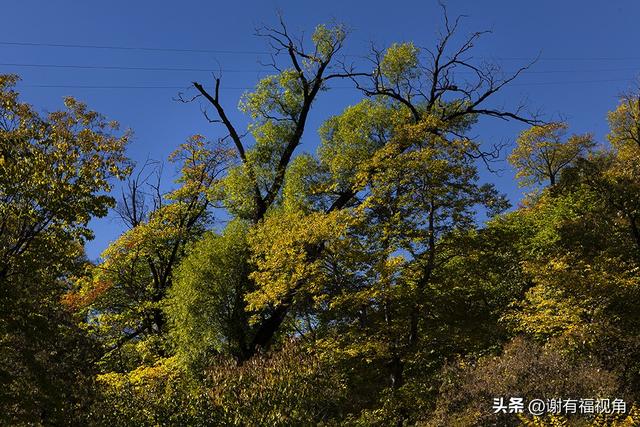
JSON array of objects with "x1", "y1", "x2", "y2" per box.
[
  {"x1": 0, "y1": 74, "x2": 130, "y2": 424},
  {"x1": 175, "y1": 10, "x2": 539, "y2": 366},
  {"x1": 68, "y1": 135, "x2": 233, "y2": 370}
]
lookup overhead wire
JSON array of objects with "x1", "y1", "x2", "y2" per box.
[
  {"x1": 19, "y1": 78, "x2": 635, "y2": 91},
  {"x1": 1, "y1": 40, "x2": 637, "y2": 91},
  {"x1": 0, "y1": 61, "x2": 638, "y2": 75},
  {"x1": 0, "y1": 41, "x2": 269, "y2": 55},
  {"x1": 3, "y1": 40, "x2": 640, "y2": 61}
]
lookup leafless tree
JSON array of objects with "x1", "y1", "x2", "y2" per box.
[{"x1": 115, "y1": 158, "x2": 163, "y2": 229}]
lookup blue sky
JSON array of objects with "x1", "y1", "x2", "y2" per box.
[{"x1": 1, "y1": 1, "x2": 639, "y2": 259}]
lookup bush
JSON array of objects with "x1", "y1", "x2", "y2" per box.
[{"x1": 426, "y1": 337, "x2": 619, "y2": 426}]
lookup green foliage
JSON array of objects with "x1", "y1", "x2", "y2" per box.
[
  {"x1": 167, "y1": 220, "x2": 252, "y2": 365},
  {"x1": 281, "y1": 153, "x2": 323, "y2": 212},
  {"x1": 205, "y1": 342, "x2": 347, "y2": 426},
  {"x1": 7, "y1": 17, "x2": 640, "y2": 427},
  {"x1": 91, "y1": 357, "x2": 215, "y2": 426},
  {"x1": 69, "y1": 135, "x2": 232, "y2": 372},
  {"x1": 318, "y1": 99, "x2": 403, "y2": 191},
  {"x1": 222, "y1": 163, "x2": 260, "y2": 218},
  {"x1": 509, "y1": 122, "x2": 595, "y2": 186},
  {"x1": 0, "y1": 250, "x2": 100, "y2": 425},
  {"x1": 311, "y1": 23, "x2": 347, "y2": 59},
  {"x1": 0, "y1": 74, "x2": 129, "y2": 424},
  {"x1": 379, "y1": 42, "x2": 421, "y2": 89},
  {"x1": 429, "y1": 337, "x2": 619, "y2": 426}
]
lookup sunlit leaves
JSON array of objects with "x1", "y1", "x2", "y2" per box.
[
  {"x1": 0, "y1": 74, "x2": 130, "y2": 424},
  {"x1": 311, "y1": 23, "x2": 347, "y2": 60},
  {"x1": 246, "y1": 208, "x2": 349, "y2": 314},
  {"x1": 318, "y1": 99, "x2": 399, "y2": 190},
  {"x1": 607, "y1": 92, "x2": 640, "y2": 152},
  {"x1": 239, "y1": 70, "x2": 304, "y2": 122},
  {"x1": 0, "y1": 75, "x2": 130, "y2": 255},
  {"x1": 509, "y1": 122, "x2": 595, "y2": 187},
  {"x1": 166, "y1": 220, "x2": 252, "y2": 365},
  {"x1": 379, "y1": 42, "x2": 421, "y2": 89},
  {"x1": 71, "y1": 134, "x2": 232, "y2": 370}
]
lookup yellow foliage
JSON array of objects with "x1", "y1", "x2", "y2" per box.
[
  {"x1": 509, "y1": 122, "x2": 594, "y2": 186},
  {"x1": 246, "y1": 209, "x2": 350, "y2": 314}
]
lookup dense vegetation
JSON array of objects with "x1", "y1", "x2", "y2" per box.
[{"x1": 2, "y1": 14, "x2": 640, "y2": 426}]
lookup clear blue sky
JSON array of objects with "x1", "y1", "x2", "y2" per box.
[{"x1": 2, "y1": 1, "x2": 639, "y2": 259}]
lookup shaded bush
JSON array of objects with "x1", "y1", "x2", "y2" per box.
[
  {"x1": 426, "y1": 337, "x2": 619, "y2": 426},
  {"x1": 205, "y1": 341, "x2": 347, "y2": 426},
  {"x1": 90, "y1": 342, "x2": 346, "y2": 426}
]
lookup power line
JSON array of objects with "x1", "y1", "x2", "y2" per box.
[
  {"x1": 3, "y1": 41, "x2": 640, "y2": 62},
  {"x1": 496, "y1": 56, "x2": 640, "y2": 61},
  {"x1": 1, "y1": 62, "x2": 637, "y2": 75},
  {"x1": 22, "y1": 84, "x2": 352, "y2": 90},
  {"x1": 0, "y1": 41, "x2": 269, "y2": 55},
  {"x1": 21, "y1": 78, "x2": 636, "y2": 91},
  {"x1": 510, "y1": 77, "x2": 636, "y2": 86},
  {"x1": 0, "y1": 62, "x2": 267, "y2": 73},
  {"x1": 25, "y1": 84, "x2": 193, "y2": 90}
]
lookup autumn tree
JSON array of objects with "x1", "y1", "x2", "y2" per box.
[
  {"x1": 68, "y1": 135, "x2": 233, "y2": 370},
  {"x1": 173, "y1": 11, "x2": 540, "y2": 375},
  {"x1": 420, "y1": 101, "x2": 640, "y2": 424},
  {"x1": 608, "y1": 88, "x2": 640, "y2": 151},
  {"x1": 0, "y1": 74, "x2": 130, "y2": 424},
  {"x1": 7, "y1": 10, "x2": 640, "y2": 426},
  {"x1": 509, "y1": 121, "x2": 595, "y2": 187},
  {"x1": 604, "y1": 88, "x2": 640, "y2": 252},
  {"x1": 495, "y1": 99, "x2": 640, "y2": 401}
]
